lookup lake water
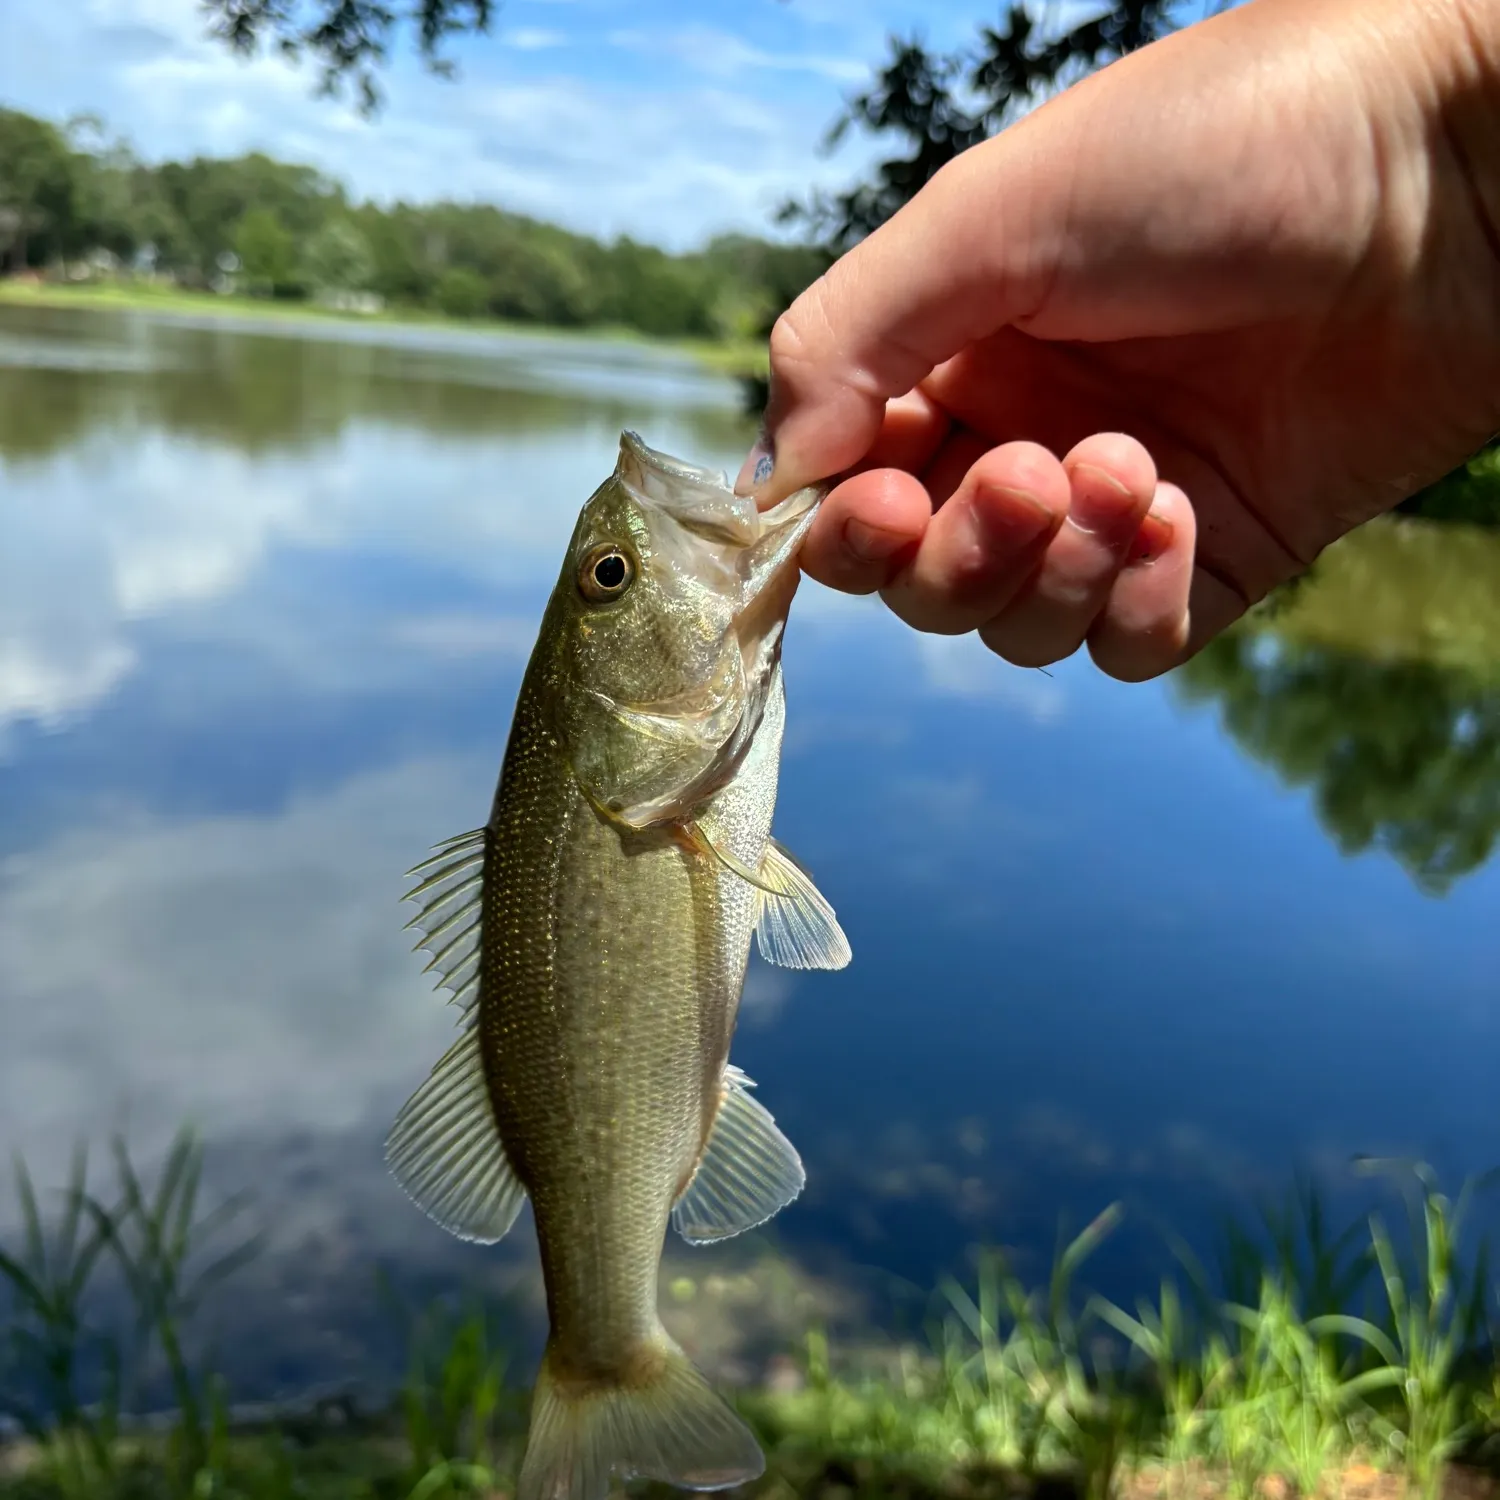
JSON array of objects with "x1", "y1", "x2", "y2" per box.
[{"x1": 1, "y1": 301, "x2": 1496, "y2": 1408}]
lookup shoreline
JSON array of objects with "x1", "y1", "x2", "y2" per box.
[{"x1": 0, "y1": 277, "x2": 767, "y2": 380}]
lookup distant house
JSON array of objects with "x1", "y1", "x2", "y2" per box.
[{"x1": 317, "y1": 289, "x2": 385, "y2": 315}]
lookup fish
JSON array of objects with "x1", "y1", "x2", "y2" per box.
[{"x1": 386, "y1": 430, "x2": 852, "y2": 1500}]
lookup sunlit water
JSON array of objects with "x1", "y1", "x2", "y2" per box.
[{"x1": 1, "y1": 301, "x2": 1496, "y2": 1406}]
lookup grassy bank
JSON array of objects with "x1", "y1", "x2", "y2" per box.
[
  {"x1": 0, "y1": 278, "x2": 768, "y2": 380},
  {"x1": 2, "y1": 1134, "x2": 1497, "y2": 1500}
]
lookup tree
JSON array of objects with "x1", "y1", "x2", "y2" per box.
[
  {"x1": 155, "y1": 153, "x2": 342, "y2": 283},
  {"x1": 302, "y1": 216, "x2": 375, "y2": 296},
  {"x1": 234, "y1": 207, "x2": 299, "y2": 295},
  {"x1": 1175, "y1": 632, "x2": 1500, "y2": 897},
  {"x1": 1174, "y1": 515, "x2": 1500, "y2": 892},
  {"x1": 434, "y1": 266, "x2": 487, "y2": 319},
  {"x1": 780, "y1": 3, "x2": 1191, "y2": 257},
  {"x1": 0, "y1": 109, "x2": 77, "y2": 272},
  {"x1": 0, "y1": 103, "x2": 855, "y2": 349},
  {"x1": 729, "y1": 3, "x2": 1191, "y2": 411},
  {"x1": 204, "y1": 0, "x2": 496, "y2": 111},
  {"x1": 1400, "y1": 441, "x2": 1500, "y2": 527}
]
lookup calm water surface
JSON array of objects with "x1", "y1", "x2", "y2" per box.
[{"x1": 1, "y1": 302, "x2": 1496, "y2": 1403}]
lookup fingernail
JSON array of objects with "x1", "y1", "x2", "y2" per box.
[
  {"x1": 844, "y1": 517, "x2": 910, "y2": 563},
  {"x1": 1067, "y1": 463, "x2": 1135, "y2": 536},
  {"x1": 1127, "y1": 509, "x2": 1175, "y2": 565},
  {"x1": 734, "y1": 434, "x2": 774, "y2": 496},
  {"x1": 975, "y1": 484, "x2": 1056, "y2": 545}
]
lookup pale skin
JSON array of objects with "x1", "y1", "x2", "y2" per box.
[{"x1": 736, "y1": 0, "x2": 1500, "y2": 682}]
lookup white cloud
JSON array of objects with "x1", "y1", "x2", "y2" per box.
[
  {"x1": 0, "y1": 638, "x2": 136, "y2": 732},
  {"x1": 0, "y1": 0, "x2": 895, "y2": 250},
  {"x1": 738, "y1": 963, "x2": 794, "y2": 1029},
  {"x1": 386, "y1": 612, "x2": 539, "y2": 658},
  {"x1": 607, "y1": 25, "x2": 867, "y2": 84},
  {"x1": 0, "y1": 753, "x2": 486, "y2": 1221},
  {"x1": 915, "y1": 633, "x2": 1067, "y2": 723},
  {"x1": 499, "y1": 27, "x2": 568, "y2": 50}
]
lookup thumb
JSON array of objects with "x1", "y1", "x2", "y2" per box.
[{"x1": 734, "y1": 109, "x2": 1079, "y2": 506}]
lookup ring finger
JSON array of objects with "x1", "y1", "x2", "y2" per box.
[{"x1": 978, "y1": 434, "x2": 1157, "y2": 667}]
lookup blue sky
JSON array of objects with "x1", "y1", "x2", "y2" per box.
[{"x1": 0, "y1": 0, "x2": 1213, "y2": 251}]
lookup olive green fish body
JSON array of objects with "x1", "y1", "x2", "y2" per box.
[
  {"x1": 388, "y1": 433, "x2": 850, "y2": 1500},
  {"x1": 481, "y1": 678, "x2": 776, "y2": 1370}
]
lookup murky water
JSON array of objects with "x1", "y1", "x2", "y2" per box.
[{"x1": 1, "y1": 301, "x2": 1496, "y2": 1406}]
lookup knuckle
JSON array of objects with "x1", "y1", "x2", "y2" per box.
[{"x1": 766, "y1": 310, "x2": 808, "y2": 371}]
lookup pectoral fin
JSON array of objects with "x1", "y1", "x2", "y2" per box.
[
  {"x1": 691, "y1": 825, "x2": 851, "y2": 971},
  {"x1": 385, "y1": 1028, "x2": 527, "y2": 1244},
  {"x1": 672, "y1": 1066, "x2": 804, "y2": 1245},
  {"x1": 751, "y1": 838, "x2": 852, "y2": 971}
]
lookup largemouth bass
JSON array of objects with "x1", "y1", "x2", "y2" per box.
[{"x1": 387, "y1": 431, "x2": 851, "y2": 1500}]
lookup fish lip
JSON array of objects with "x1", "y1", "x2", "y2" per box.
[
  {"x1": 615, "y1": 429, "x2": 827, "y2": 552},
  {"x1": 736, "y1": 483, "x2": 824, "y2": 615},
  {"x1": 619, "y1": 429, "x2": 731, "y2": 493},
  {"x1": 616, "y1": 430, "x2": 754, "y2": 545},
  {"x1": 613, "y1": 427, "x2": 825, "y2": 627}
]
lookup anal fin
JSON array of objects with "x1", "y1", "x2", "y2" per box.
[
  {"x1": 385, "y1": 1027, "x2": 527, "y2": 1244},
  {"x1": 672, "y1": 1066, "x2": 804, "y2": 1245}
]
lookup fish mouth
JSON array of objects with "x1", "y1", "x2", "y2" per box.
[
  {"x1": 615, "y1": 429, "x2": 823, "y2": 610},
  {"x1": 619, "y1": 424, "x2": 823, "y2": 736},
  {"x1": 617, "y1": 429, "x2": 823, "y2": 547},
  {"x1": 733, "y1": 483, "x2": 821, "y2": 650}
]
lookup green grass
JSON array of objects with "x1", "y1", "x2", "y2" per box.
[
  {"x1": 743, "y1": 1170, "x2": 1500, "y2": 1500},
  {"x1": 1, "y1": 1140, "x2": 1496, "y2": 1500},
  {"x1": 0, "y1": 1131, "x2": 262, "y2": 1499},
  {"x1": 0, "y1": 276, "x2": 767, "y2": 380}
]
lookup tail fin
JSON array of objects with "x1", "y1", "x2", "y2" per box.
[{"x1": 517, "y1": 1335, "x2": 765, "y2": 1500}]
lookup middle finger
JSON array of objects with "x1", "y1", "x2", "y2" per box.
[{"x1": 879, "y1": 440, "x2": 1070, "y2": 635}]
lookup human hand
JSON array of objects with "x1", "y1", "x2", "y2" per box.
[{"x1": 738, "y1": 0, "x2": 1500, "y2": 681}]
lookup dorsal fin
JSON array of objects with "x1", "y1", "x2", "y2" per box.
[{"x1": 403, "y1": 828, "x2": 486, "y2": 1018}]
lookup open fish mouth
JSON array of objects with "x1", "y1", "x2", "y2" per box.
[{"x1": 614, "y1": 429, "x2": 824, "y2": 620}]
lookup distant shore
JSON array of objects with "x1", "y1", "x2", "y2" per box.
[{"x1": 0, "y1": 277, "x2": 767, "y2": 381}]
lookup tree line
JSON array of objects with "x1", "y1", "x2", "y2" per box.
[{"x1": 0, "y1": 105, "x2": 827, "y2": 342}]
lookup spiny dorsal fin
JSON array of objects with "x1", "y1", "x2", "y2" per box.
[
  {"x1": 671, "y1": 1066, "x2": 804, "y2": 1245},
  {"x1": 385, "y1": 1026, "x2": 527, "y2": 1244},
  {"x1": 753, "y1": 838, "x2": 852, "y2": 971},
  {"x1": 403, "y1": 828, "x2": 486, "y2": 1017}
]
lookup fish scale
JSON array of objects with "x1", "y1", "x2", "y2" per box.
[{"x1": 386, "y1": 431, "x2": 853, "y2": 1500}]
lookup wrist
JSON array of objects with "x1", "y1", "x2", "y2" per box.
[
  {"x1": 1428, "y1": 0, "x2": 1500, "y2": 438},
  {"x1": 1437, "y1": 0, "x2": 1500, "y2": 280},
  {"x1": 1345, "y1": 0, "x2": 1500, "y2": 447},
  {"x1": 1237, "y1": 0, "x2": 1500, "y2": 439}
]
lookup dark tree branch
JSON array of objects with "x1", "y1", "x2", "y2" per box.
[
  {"x1": 201, "y1": 0, "x2": 495, "y2": 112},
  {"x1": 781, "y1": 2, "x2": 1180, "y2": 256}
]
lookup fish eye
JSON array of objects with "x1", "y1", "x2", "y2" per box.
[{"x1": 578, "y1": 543, "x2": 636, "y2": 603}]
